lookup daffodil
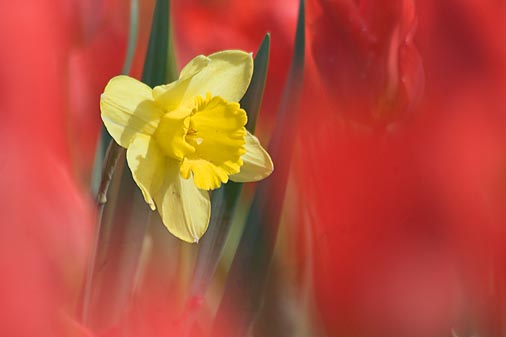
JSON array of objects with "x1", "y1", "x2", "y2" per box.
[{"x1": 100, "y1": 50, "x2": 273, "y2": 243}]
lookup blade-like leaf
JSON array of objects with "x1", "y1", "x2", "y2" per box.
[
  {"x1": 90, "y1": 0, "x2": 139, "y2": 196},
  {"x1": 142, "y1": 0, "x2": 178, "y2": 86},
  {"x1": 188, "y1": 34, "x2": 271, "y2": 303},
  {"x1": 122, "y1": 0, "x2": 139, "y2": 76},
  {"x1": 244, "y1": 34, "x2": 271, "y2": 133},
  {"x1": 212, "y1": 1, "x2": 305, "y2": 335},
  {"x1": 82, "y1": 0, "x2": 177, "y2": 330}
]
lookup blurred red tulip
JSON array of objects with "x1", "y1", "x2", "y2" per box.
[
  {"x1": 307, "y1": 0, "x2": 424, "y2": 125},
  {"x1": 0, "y1": 1, "x2": 132, "y2": 335},
  {"x1": 297, "y1": 0, "x2": 506, "y2": 336},
  {"x1": 67, "y1": 0, "x2": 130, "y2": 181}
]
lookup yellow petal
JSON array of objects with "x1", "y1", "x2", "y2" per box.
[
  {"x1": 180, "y1": 94, "x2": 247, "y2": 190},
  {"x1": 179, "y1": 55, "x2": 211, "y2": 80},
  {"x1": 152, "y1": 51, "x2": 252, "y2": 112},
  {"x1": 126, "y1": 134, "x2": 165, "y2": 210},
  {"x1": 167, "y1": 51, "x2": 255, "y2": 110},
  {"x1": 186, "y1": 50, "x2": 252, "y2": 103},
  {"x1": 154, "y1": 159, "x2": 211, "y2": 243},
  {"x1": 229, "y1": 131, "x2": 273, "y2": 183},
  {"x1": 152, "y1": 55, "x2": 211, "y2": 111},
  {"x1": 100, "y1": 75, "x2": 164, "y2": 147}
]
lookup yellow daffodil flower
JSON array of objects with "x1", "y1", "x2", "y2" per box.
[{"x1": 100, "y1": 50, "x2": 273, "y2": 243}]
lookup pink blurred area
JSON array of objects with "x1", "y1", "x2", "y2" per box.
[
  {"x1": 0, "y1": 0, "x2": 128, "y2": 336},
  {"x1": 297, "y1": 0, "x2": 506, "y2": 336}
]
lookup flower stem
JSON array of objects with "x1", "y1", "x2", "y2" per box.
[
  {"x1": 82, "y1": 142, "x2": 124, "y2": 324},
  {"x1": 96, "y1": 142, "x2": 124, "y2": 205}
]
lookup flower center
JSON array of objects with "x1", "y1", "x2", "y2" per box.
[{"x1": 154, "y1": 93, "x2": 248, "y2": 190}]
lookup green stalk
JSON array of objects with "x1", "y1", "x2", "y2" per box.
[
  {"x1": 188, "y1": 35, "x2": 271, "y2": 301},
  {"x1": 82, "y1": 0, "x2": 139, "y2": 325},
  {"x1": 211, "y1": 1, "x2": 305, "y2": 335},
  {"x1": 82, "y1": 0, "x2": 178, "y2": 329}
]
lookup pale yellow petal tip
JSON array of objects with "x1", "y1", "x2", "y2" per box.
[
  {"x1": 265, "y1": 155, "x2": 274, "y2": 176},
  {"x1": 168, "y1": 225, "x2": 206, "y2": 244},
  {"x1": 174, "y1": 233, "x2": 201, "y2": 244},
  {"x1": 228, "y1": 132, "x2": 274, "y2": 183},
  {"x1": 179, "y1": 55, "x2": 211, "y2": 80},
  {"x1": 104, "y1": 75, "x2": 141, "y2": 92},
  {"x1": 209, "y1": 49, "x2": 252, "y2": 58},
  {"x1": 208, "y1": 50, "x2": 253, "y2": 75},
  {"x1": 140, "y1": 191, "x2": 157, "y2": 211}
]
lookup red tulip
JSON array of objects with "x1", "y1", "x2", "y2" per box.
[
  {"x1": 296, "y1": 0, "x2": 506, "y2": 336},
  {"x1": 307, "y1": 0, "x2": 424, "y2": 125},
  {"x1": 66, "y1": 0, "x2": 130, "y2": 181},
  {"x1": 0, "y1": 1, "x2": 131, "y2": 335}
]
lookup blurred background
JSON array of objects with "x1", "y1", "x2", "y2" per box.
[{"x1": 1, "y1": 0, "x2": 506, "y2": 336}]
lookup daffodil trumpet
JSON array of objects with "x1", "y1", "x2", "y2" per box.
[{"x1": 100, "y1": 50, "x2": 273, "y2": 243}]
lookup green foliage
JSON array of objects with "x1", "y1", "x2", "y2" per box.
[
  {"x1": 212, "y1": 0, "x2": 305, "y2": 335},
  {"x1": 190, "y1": 34, "x2": 272, "y2": 298}
]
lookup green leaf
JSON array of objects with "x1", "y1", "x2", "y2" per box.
[
  {"x1": 212, "y1": 1, "x2": 305, "y2": 335},
  {"x1": 122, "y1": 0, "x2": 140, "y2": 76},
  {"x1": 188, "y1": 34, "x2": 271, "y2": 301},
  {"x1": 90, "y1": 0, "x2": 139, "y2": 196},
  {"x1": 142, "y1": 0, "x2": 177, "y2": 86},
  {"x1": 244, "y1": 34, "x2": 271, "y2": 133},
  {"x1": 83, "y1": 0, "x2": 177, "y2": 329}
]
